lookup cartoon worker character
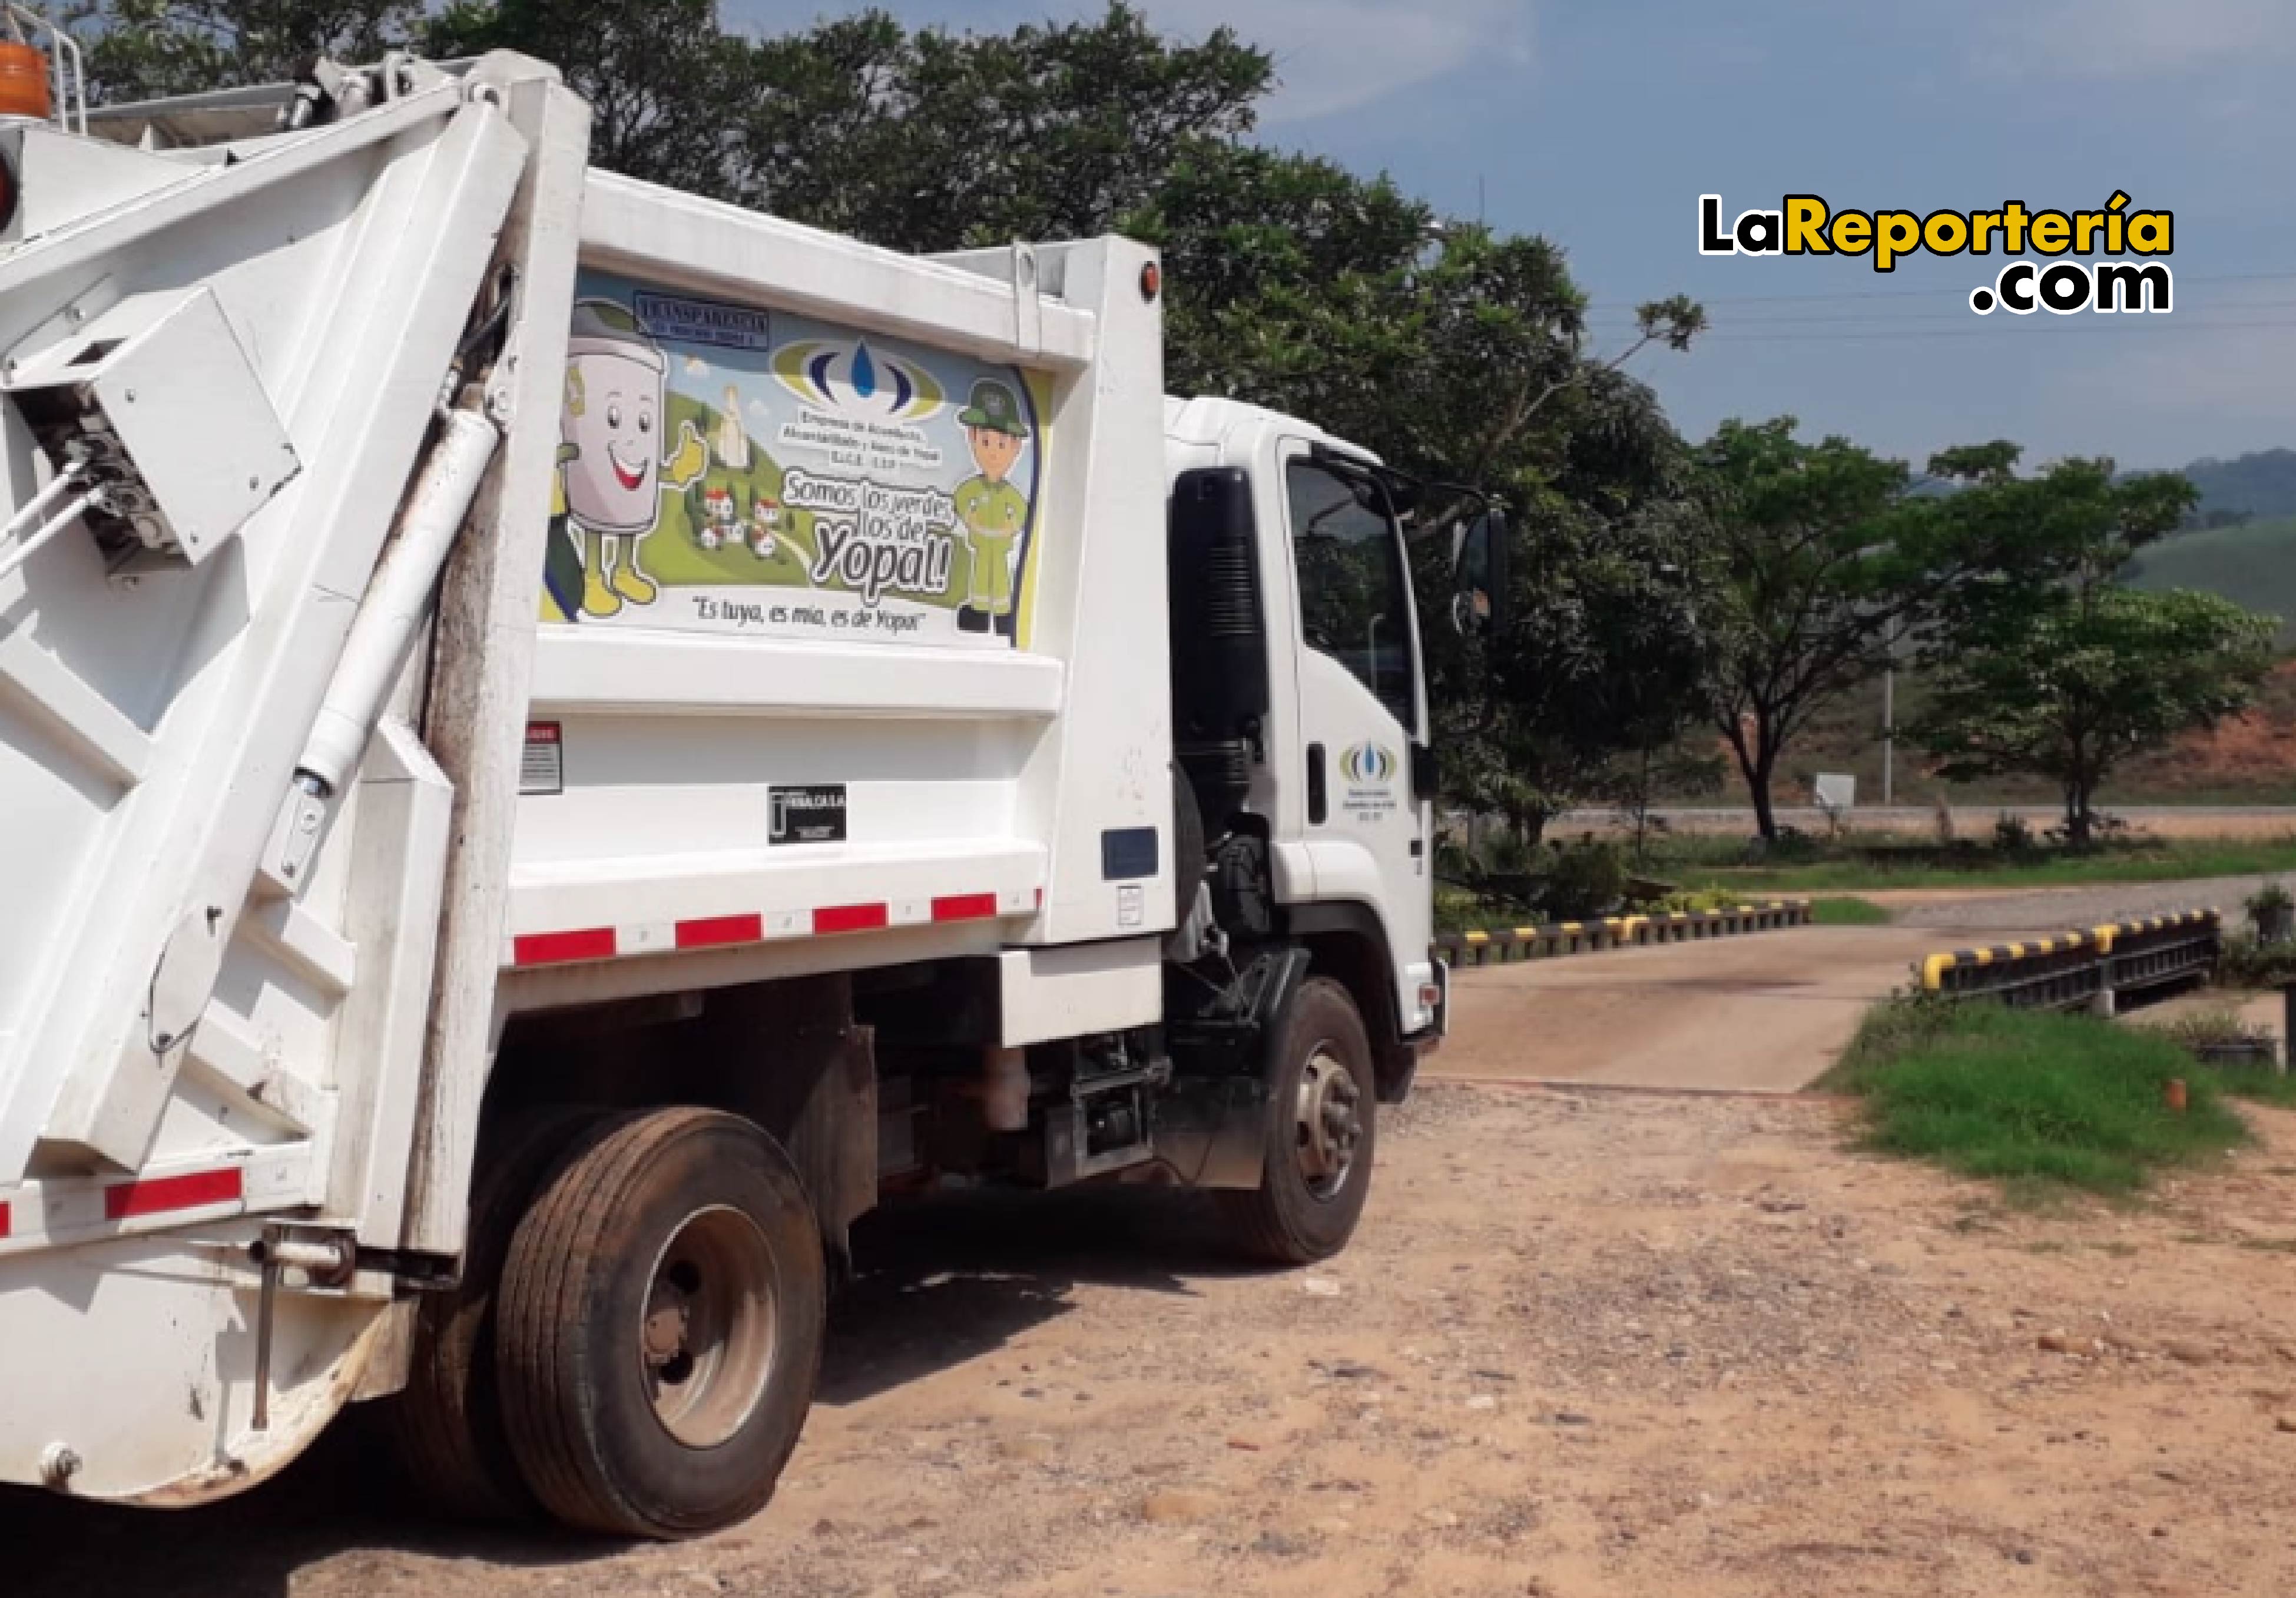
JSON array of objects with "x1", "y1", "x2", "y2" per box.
[
  {"x1": 545, "y1": 299, "x2": 708, "y2": 621},
  {"x1": 952, "y1": 378, "x2": 1032, "y2": 637}
]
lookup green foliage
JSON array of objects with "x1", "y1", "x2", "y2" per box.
[
  {"x1": 1911, "y1": 453, "x2": 2277, "y2": 845},
  {"x1": 1991, "y1": 812, "x2": 2036, "y2": 856},
  {"x1": 1831, "y1": 1000, "x2": 2248, "y2": 1193},
  {"x1": 71, "y1": 0, "x2": 421, "y2": 99},
  {"x1": 2125, "y1": 514, "x2": 2296, "y2": 646},
  {"x1": 1808, "y1": 895, "x2": 1890, "y2": 926},
  {"x1": 1539, "y1": 836, "x2": 1626, "y2": 921},
  {"x1": 2215, "y1": 930, "x2": 2296, "y2": 988},
  {"x1": 2245, "y1": 879, "x2": 2294, "y2": 917},
  {"x1": 1695, "y1": 418, "x2": 1954, "y2": 842}
]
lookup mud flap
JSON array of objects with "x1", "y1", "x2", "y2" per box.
[{"x1": 1152, "y1": 945, "x2": 1313, "y2": 1190}]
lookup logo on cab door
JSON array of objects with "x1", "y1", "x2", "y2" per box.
[{"x1": 1340, "y1": 742, "x2": 1397, "y2": 785}]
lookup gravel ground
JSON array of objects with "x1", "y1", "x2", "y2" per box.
[
  {"x1": 1888, "y1": 874, "x2": 2269, "y2": 935},
  {"x1": 15, "y1": 1083, "x2": 2296, "y2": 1597}
]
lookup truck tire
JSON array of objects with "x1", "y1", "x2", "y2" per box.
[
  {"x1": 495, "y1": 1107, "x2": 825, "y2": 1539},
  {"x1": 387, "y1": 1103, "x2": 602, "y2": 1521},
  {"x1": 1218, "y1": 977, "x2": 1377, "y2": 1265}
]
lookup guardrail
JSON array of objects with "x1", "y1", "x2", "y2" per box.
[
  {"x1": 1439, "y1": 900, "x2": 1812, "y2": 968},
  {"x1": 1917, "y1": 909, "x2": 2221, "y2": 1013}
]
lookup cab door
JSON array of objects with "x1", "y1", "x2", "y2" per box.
[{"x1": 1277, "y1": 446, "x2": 1436, "y2": 1034}]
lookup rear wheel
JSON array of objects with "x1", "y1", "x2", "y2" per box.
[
  {"x1": 495, "y1": 1107, "x2": 824, "y2": 1539},
  {"x1": 1218, "y1": 978, "x2": 1377, "y2": 1264},
  {"x1": 387, "y1": 1104, "x2": 600, "y2": 1521}
]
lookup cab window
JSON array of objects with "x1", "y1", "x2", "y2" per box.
[{"x1": 1286, "y1": 458, "x2": 1417, "y2": 733}]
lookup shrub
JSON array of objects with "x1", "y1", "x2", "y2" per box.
[
  {"x1": 1541, "y1": 836, "x2": 1626, "y2": 921},
  {"x1": 2217, "y1": 931, "x2": 2296, "y2": 988}
]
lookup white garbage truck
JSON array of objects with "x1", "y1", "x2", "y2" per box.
[{"x1": 0, "y1": 39, "x2": 1502, "y2": 1536}]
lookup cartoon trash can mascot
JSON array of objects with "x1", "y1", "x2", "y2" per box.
[
  {"x1": 952, "y1": 378, "x2": 1032, "y2": 638},
  {"x1": 543, "y1": 298, "x2": 707, "y2": 621}
]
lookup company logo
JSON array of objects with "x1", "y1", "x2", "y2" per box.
[
  {"x1": 772, "y1": 338, "x2": 945, "y2": 422},
  {"x1": 1697, "y1": 191, "x2": 2175, "y2": 317},
  {"x1": 1341, "y1": 742, "x2": 1397, "y2": 785}
]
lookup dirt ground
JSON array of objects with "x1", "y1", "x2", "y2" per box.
[{"x1": 17, "y1": 1083, "x2": 2296, "y2": 1598}]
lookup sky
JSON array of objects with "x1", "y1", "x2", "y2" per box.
[{"x1": 726, "y1": 0, "x2": 2296, "y2": 473}]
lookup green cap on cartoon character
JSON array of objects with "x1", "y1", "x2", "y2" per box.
[{"x1": 958, "y1": 378, "x2": 1030, "y2": 439}]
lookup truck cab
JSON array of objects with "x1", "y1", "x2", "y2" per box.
[{"x1": 1164, "y1": 398, "x2": 1442, "y2": 1071}]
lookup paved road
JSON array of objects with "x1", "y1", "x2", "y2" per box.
[
  {"x1": 1426, "y1": 925, "x2": 2037, "y2": 1094},
  {"x1": 1883, "y1": 874, "x2": 2265, "y2": 934},
  {"x1": 1427, "y1": 876, "x2": 2257, "y2": 1095}
]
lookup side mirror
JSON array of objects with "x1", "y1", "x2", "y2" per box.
[{"x1": 1449, "y1": 507, "x2": 1510, "y2": 637}]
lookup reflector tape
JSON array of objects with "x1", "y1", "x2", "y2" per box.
[
  {"x1": 813, "y1": 901, "x2": 890, "y2": 935},
  {"x1": 931, "y1": 893, "x2": 999, "y2": 923},
  {"x1": 675, "y1": 913, "x2": 765, "y2": 949},
  {"x1": 104, "y1": 1166, "x2": 244, "y2": 1222},
  {"x1": 512, "y1": 927, "x2": 618, "y2": 967},
  {"x1": 0, "y1": 1200, "x2": 10, "y2": 1239},
  {"x1": 511, "y1": 888, "x2": 1029, "y2": 967}
]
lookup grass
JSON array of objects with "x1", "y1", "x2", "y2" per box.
[
  {"x1": 1671, "y1": 835, "x2": 2296, "y2": 896},
  {"x1": 1825, "y1": 997, "x2": 2249, "y2": 1193},
  {"x1": 1808, "y1": 895, "x2": 1890, "y2": 926}
]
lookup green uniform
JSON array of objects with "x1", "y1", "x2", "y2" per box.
[{"x1": 955, "y1": 477, "x2": 1028, "y2": 613}]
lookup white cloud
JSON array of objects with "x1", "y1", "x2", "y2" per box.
[
  {"x1": 747, "y1": 397, "x2": 771, "y2": 418},
  {"x1": 1142, "y1": 0, "x2": 1532, "y2": 123},
  {"x1": 682, "y1": 354, "x2": 711, "y2": 376},
  {"x1": 1976, "y1": 0, "x2": 2296, "y2": 79}
]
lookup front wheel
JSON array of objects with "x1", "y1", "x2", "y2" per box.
[
  {"x1": 1218, "y1": 977, "x2": 1378, "y2": 1265},
  {"x1": 495, "y1": 1107, "x2": 825, "y2": 1539}
]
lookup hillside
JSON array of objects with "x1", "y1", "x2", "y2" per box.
[
  {"x1": 2175, "y1": 448, "x2": 2296, "y2": 522},
  {"x1": 2124, "y1": 514, "x2": 2296, "y2": 645},
  {"x1": 1661, "y1": 658, "x2": 2296, "y2": 810}
]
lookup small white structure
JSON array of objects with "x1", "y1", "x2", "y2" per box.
[{"x1": 1813, "y1": 772, "x2": 1857, "y2": 828}]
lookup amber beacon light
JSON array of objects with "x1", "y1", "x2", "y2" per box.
[{"x1": 0, "y1": 39, "x2": 50, "y2": 123}]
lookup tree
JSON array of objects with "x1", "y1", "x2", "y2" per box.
[
  {"x1": 1696, "y1": 418, "x2": 1952, "y2": 842},
  {"x1": 72, "y1": 0, "x2": 421, "y2": 101},
  {"x1": 1911, "y1": 457, "x2": 2275, "y2": 844}
]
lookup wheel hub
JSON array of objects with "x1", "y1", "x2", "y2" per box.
[
  {"x1": 638, "y1": 1206, "x2": 780, "y2": 1448},
  {"x1": 1293, "y1": 1047, "x2": 1363, "y2": 1197}
]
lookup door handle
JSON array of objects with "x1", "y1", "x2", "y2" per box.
[{"x1": 1306, "y1": 742, "x2": 1327, "y2": 825}]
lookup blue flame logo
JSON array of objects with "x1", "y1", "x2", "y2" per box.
[{"x1": 1341, "y1": 742, "x2": 1397, "y2": 784}]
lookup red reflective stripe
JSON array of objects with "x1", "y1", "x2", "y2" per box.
[
  {"x1": 932, "y1": 893, "x2": 999, "y2": 924},
  {"x1": 813, "y1": 902, "x2": 888, "y2": 935},
  {"x1": 105, "y1": 1167, "x2": 243, "y2": 1222},
  {"x1": 513, "y1": 927, "x2": 617, "y2": 966},
  {"x1": 0, "y1": 1200, "x2": 10, "y2": 1239},
  {"x1": 676, "y1": 913, "x2": 763, "y2": 949}
]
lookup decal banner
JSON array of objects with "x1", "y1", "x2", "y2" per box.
[{"x1": 543, "y1": 270, "x2": 1048, "y2": 649}]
